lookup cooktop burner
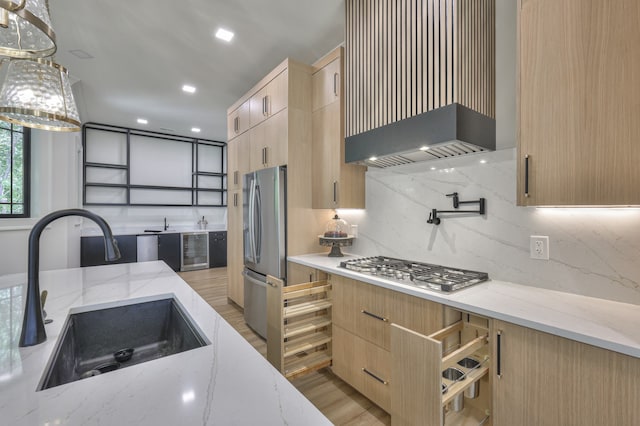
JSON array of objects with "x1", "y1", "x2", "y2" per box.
[{"x1": 339, "y1": 256, "x2": 488, "y2": 292}]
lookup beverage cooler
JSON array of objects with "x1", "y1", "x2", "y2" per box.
[{"x1": 180, "y1": 231, "x2": 209, "y2": 271}]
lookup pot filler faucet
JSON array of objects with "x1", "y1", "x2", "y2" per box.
[{"x1": 19, "y1": 209, "x2": 121, "y2": 347}]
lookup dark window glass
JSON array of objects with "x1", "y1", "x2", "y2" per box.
[{"x1": 0, "y1": 122, "x2": 30, "y2": 218}]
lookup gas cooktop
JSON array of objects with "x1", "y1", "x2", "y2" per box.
[{"x1": 339, "y1": 256, "x2": 488, "y2": 292}]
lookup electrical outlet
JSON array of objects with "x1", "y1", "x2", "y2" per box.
[{"x1": 530, "y1": 235, "x2": 549, "y2": 260}]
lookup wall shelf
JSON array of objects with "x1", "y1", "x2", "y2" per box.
[{"x1": 82, "y1": 122, "x2": 227, "y2": 207}]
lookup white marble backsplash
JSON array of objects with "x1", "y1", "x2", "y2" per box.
[{"x1": 338, "y1": 148, "x2": 640, "y2": 305}]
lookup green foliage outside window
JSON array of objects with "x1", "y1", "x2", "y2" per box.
[{"x1": 0, "y1": 121, "x2": 30, "y2": 217}]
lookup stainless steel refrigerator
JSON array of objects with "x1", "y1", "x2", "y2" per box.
[{"x1": 242, "y1": 166, "x2": 286, "y2": 338}]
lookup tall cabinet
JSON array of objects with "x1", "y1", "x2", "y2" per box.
[
  {"x1": 226, "y1": 59, "x2": 334, "y2": 306},
  {"x1": 311, "y1": 47, "x2": 366, "y2": 209},
  {"x1": 517, "y1": 0, "x2": 640, "y2": 206}
]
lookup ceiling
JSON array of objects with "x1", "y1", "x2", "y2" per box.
[{"x1": 49, "y1": 0, "x2": 345, "y2": 142}]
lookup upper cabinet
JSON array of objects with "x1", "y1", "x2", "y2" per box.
[
  {"x1": 227, "y1": 101, "x2": 250, "y2": 141},
  {"x1": 311, "y1": 47, "x2": 366, "y2": 209},
  {"x1": 517, "y1": 0, "x2": 640, "y2": 206},
  {"x1": 249, "y1": 70, "x2": 288, "y2": 128}
]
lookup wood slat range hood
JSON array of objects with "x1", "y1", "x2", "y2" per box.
[{"x1": 344, "y1": 0, "x2": 496, "y2": 168}]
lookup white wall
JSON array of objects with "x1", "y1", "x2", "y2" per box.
[{"x1": 0, "y1": 130, "x2": 81, "y2": 275}]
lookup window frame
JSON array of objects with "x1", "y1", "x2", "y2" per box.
[{"x1": 0, "y1": 123, "x2": 31, "y2": 218}]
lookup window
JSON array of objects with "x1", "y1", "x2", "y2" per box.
[{"x1": 0, "y1": 121, "x2": 30, "y2": 218}]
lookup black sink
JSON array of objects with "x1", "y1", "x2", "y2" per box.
[{"x1": 38, "y1": 297, "x2": 209, "y2": 390}]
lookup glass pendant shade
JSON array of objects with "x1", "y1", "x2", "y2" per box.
[
  {"x1": 0, "y1": 0, "x2": 56, "y2": 58},
  {"x1": 0, "y1": 58, "x2": 80, "y2": 132}
]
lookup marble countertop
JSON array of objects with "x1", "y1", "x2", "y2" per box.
[
  {"x1": 289, "y1": 253, "x2": 640, "y2": 359},
  {"x1": 0, "y1": 262, "x2": 330, "y2": 426}
]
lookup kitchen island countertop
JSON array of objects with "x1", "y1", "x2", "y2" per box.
[
  {"x1": 289, "y1": 253, "x2": 640, "y2": 359},
  {"x1": 0, "y1": 261, "x2": 331, "y2": 426}
]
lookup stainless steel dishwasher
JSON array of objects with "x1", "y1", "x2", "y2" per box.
[{"x1": 180, "y1": 231, "x2": 209, "y2": 271}]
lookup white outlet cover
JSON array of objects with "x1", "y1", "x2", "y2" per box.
[{"x1": 530, "y1": 235, "x2": 550, "y2": 260}]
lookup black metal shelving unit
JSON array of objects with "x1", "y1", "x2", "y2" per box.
[{"x1": 82, "y1": 122, "x2": 227, "y2": 207}]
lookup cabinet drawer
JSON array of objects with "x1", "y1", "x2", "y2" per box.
[
  {"x1": 332, "y1": 325, "x2": 391, "y2": 412},
  {"x1": 331, "y1": 274, "x2": 390, "y2": 348},
  {"x1": 332, "y1": 274, "x2": 443, "y2": 351}
]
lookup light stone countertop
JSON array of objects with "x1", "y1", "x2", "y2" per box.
[
  {"x1": 289, "y1": 253, "x2": 640, "y2": 359},
  {"x1": 0, "y1": 261, "x2": 331, "y2": 426}
]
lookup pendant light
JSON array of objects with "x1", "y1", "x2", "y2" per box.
[
  {"x1": 0, "y1": 0, "x2": 56, "y2": 58},
  {"x1": 0, "y1": 58, "x2": 80, "y2": 131}
]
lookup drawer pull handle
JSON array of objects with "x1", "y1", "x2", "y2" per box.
[
  {"x1": 524, "y1": 155, "x2": 530, "y2": 198},
  {"x1": 362, "y1": 368, "x2": 388, "y2": 385},
  {"x1": 496, "y1": 330, "x2": 502, "y2": 378},
  {"x1": 361, "y1": 309, "x2": 388, "y2": 322}
]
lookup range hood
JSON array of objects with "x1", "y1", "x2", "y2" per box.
[
  {"x1": 344, "y1": 0, "x2": 496, "y2": 168},
  {"x1": 345, "y1": 103, "x2": 495, "y2": 168}
]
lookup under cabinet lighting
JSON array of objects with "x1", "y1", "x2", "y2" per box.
[
  {"x1": 182, "y1": 85, "x2": 196, "y2": 94},
  {"x1": 215, "y1": 28, "x2": 234, "y2": 42},
  {"x1": 191, "y1": 127, "x2": 201, "y2": 133},
  {"x1": 137, "y1": 118, "x2": 148, "y2": 125}
]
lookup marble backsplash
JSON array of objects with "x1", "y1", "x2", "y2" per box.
[{"x1": 338, "y1": 148, "x2": 640, "y2": 305}]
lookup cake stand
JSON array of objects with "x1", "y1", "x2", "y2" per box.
[{"x1": 318, "y1": 235, "x2": 354, "y2": 257}]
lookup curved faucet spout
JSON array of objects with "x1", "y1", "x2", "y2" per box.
[{"x1": 19, "y1": 209, "x2": 121, "y2": 347}]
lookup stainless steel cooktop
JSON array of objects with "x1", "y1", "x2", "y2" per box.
[{"x1": 339, "y1": 256, "x2": 488, "y2": 292}]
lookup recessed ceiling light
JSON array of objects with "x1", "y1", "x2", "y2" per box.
[
  {"x1": 419, "y1": 146, "x2": 430, "y2": 151},
  {"x1": 369, "y1": 156, "x2": 378, "y2": 161},
  {"x1": 69, "y1": 49, "x2": 93, "y2": 59},
  {"x1": 137, "y1": 118, "x2": 148, "y2": 125},
  {"x1": 480, "y1": 159, "x2": 487, "y2": 164},
  {"x1": 430, "y1": 167, "x2": 436, "y2": 170},
  {"x1": 191, "y1": 127, "x2": 201, "y2": 133},
  {"x1": 182, "y1": 84, "x2": 196, "y2": 94},
  {"x1": 215, "y1": 28, "x2": 234, "y2": 42}
]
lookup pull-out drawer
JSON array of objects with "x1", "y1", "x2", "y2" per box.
[
  {"x1": 332, "y1": 324, "x2": 391, "y2": 412},
  {"x1": 266, "y1": 276, "x2": 332, "y2": 380},
  {"x1": 331, "y1": 274, "x2": 442, "y2": 350},
  {"x1": 391, "y1": 312, "x2": 492, "y2": 426}
]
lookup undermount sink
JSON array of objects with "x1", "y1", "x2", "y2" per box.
[{"x1": 38, "y1": 296, "x2": 210, "y2": 391}]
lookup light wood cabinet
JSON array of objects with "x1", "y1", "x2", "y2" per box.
[
  {"x1": 330, "y1": 273, "x2": 443, "y2": 415},
  {"x1": 312, "y1": 53, "x2": 341, "y2": 112},
  {"x1": 226, "y1": 58, "x2": 335, "y2": 308},
  {"x1": 311, "y1": 47, "x2": 366, "y2": 209},
  {"x1": 226, "y1": 189, "x2": 244, "y2": 307},
  {"x1": 227, "y1": 101, "x2": 250, "y2": 140},
  {"x1": 249, "y1": 70, "x2": 288, "y2": 128},
  {"x1": 331, "y1": 274, "x2": 442, "y2": 350},
  {"x1": 287, "y1": 261, "x2": 327, "y2": 286},
  {"x1": 333, "y1": 324, "x2": 391, "y2": 412},
  {"x1": 249, "y1": 109, "x2": 288, "y2": 170},
  {"x1": 227, "y1": 132, "x2": 249, "y2": 191},
  {"x1": 391, "y1": 314, "x2": 492, "y2": 426},
  {"x1": 492, "y1": 320, "x2": 640, "y2": 426},
  {"x1": 517, "y1": 0, "x2": 640, "y2": 206}
]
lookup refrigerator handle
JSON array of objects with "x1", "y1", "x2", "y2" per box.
[
  {"x1": 248, "y1": 177, "x2": 257, "y2": 263},
  {"x1": 255, "y1": 183, "x2": 262, "y2": 262}
]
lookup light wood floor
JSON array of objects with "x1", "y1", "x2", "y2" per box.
[{"x1": 179, "y1": 267, "x2": 391, "y2": 426}]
